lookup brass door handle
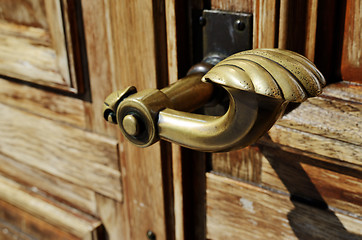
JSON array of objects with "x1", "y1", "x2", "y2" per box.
[{"x1": 103, "y1": 49, "x2": 325, "y2": 152}]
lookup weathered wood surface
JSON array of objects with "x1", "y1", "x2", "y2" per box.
[
  {"x1": 0, "y1": 154, "x2": 98, "y2": 216},
  {"x1": 0, "y1": 0, "x2": 175, "y2": 239},
  {"x1": 81, "y1": 0, "x2": 119, "y2": 137},
  {"x1": 213, "y1": 145, "x2": 362, "y2": 218},
  {"x1": 322, "y1": 81, "x2": 362, "y2": 103},
  {"x1": 267, "y1": 125, "x2": 361, "y2": 165},
  {"x1": 259, "y1": 146, "x2": 362, "y2": 217},
  {"x1": 0, "y1": 103, "x2": 122, "y2": 201},
  {"x1": 207, "y1": 173, "x2": 362, "y2": 240},
  {"x1": 0, "y1": 0, "x2": 80, "y2": 92},
  {"x1": 0, "y1": 199, "x2": 79, "y2": 240},
  {"x1": 0, "y1": 78, "x2": 87, "y2": 128},
  {"x1": 0, "y1": 220, "x2": 35, "y2": 240},
  {"x1": 278, "y1": 0, "x2": 318, "y2": 60},
  {"x1": 213, "y1": 147, "x2": 262, "y2": 183},
  {"x1": 211, "y1": 0, "x2": 253, "y2": 13},
  {"x1": 104, "y1": 0, "x2": 174, "y2": 239},
  {"x1": 262, "y1": 83, "x2": 362, "y2": 165},
  {"x1": 0, "y1": 175, "x2": 102, "y2": 239},
  {"x1": 276, "y1": 97, "x2": 362, "y2": 146},
  {"x1": 253, "y1": 0, "x2": 278, "y2": 48},
  {"x1": 213, "y1": 81, "x2": 362, "y2": 218},
  {"x1": 95, "y1": 194, "x2": 128, "y2": 240},
  {"x1": 341, "y1": 0, "x2": 362, "y2": 83}
]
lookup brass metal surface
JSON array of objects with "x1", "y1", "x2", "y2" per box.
[
  {"x1": 122, "y1": 114, "x2": 140, "y2": 136},
  {"x1": 103, "y1": 49, "x2": 325, "y2": 152}
]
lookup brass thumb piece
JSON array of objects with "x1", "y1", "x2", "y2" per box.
[{"x1": 103, "y1": 49, "x2": 325, "y2": 152}]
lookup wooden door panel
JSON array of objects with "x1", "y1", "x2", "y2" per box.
[
  {"x1": 0, "y1": 103, "x2": 122, "y2": 201},
  {"x1": 0, "y1": 154, "x2": 98, "y2": 216},
  {"x1": 214, "y1": 145, "x2": 362, "y2": 218},
  {"x1": 0, "y1": 175, "x2": 102, "y2": 239},
  {"x1": 0, "y1": 0, "x2": 84, "y2": 93},
  {"x1": 207, "y1": 173, "x2": 362, "y2": 240},
  {"x1": 341, "y1": 0, "x2": 361, "y2": 83},
  {"x1": 0, "y1": 200, "x2": 81, "y2": 240},
  {"x1": 203, "y1": 0, "x2": 362, "y2": 239},
  {"x1": 0, "y1": 79, "x2": 87, "y2": 127},
  {"x1": 0, "y1": 0, "x2": 174, "y2": 238},
  {"x1": 0, "y1": 0, "x2": 131, "y2": 239}
]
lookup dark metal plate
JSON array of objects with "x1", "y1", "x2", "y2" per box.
[{"x1": 202, "y1": 10, "x2": 252, "y2": 60}]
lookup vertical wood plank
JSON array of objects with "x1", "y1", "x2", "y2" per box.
[
  {"x1": 108, "y1": 0, "x2": 173, "y2": 239},
  {"x1": 341, "y1": 0, "x2": 362, "y2": 83},
  {"x1": 304, "y1": 0, "x2": 318, "y2": 60},
  {"x1": 278, "y1": 0, "x2": 288, "y2": 49},
  {"x1": 210, "y1": 0, "x2": 280, "y2": 211},
  {"x1": 278, "y1": 0, "x2": 319, "y2": 60},
  {"x1": 96, "y1": 194, "x2": 128, "y2": 240},
  {"x1": 314, "y1": 0, "x2": 346, "y2": 82},
  {"x1": 81, "y1": 0, "x2": 118, "y2": 137},
  {"x1": 164, "y1": 1, "x2": 184, "y2": 239},
  {"x1": 253, "y1": 0, "x2": 278, "y2": 48},
  {"x1": 212, "y1": 147, "x2": 262, "y2": 182}
]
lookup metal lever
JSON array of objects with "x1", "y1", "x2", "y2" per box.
[{"x1": 103, "y1": 49, "x2": 325, "y2": 152}]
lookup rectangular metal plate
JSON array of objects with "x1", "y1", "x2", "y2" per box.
[{"x1": 203, "y1": 10, "x2": 252, "y2": 59}]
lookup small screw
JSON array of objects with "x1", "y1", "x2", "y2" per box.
[
  {"x1": 234, "y1": 19, "x2": 246, "y2": 31},
  {"x1": 147, "y1": 230, "x2": 156, "y2": 240},
  {"x1": 199, "y1": 16, "x2": 206, "y2": 26}
]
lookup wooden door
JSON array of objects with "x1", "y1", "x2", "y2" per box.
[
  {"x1": 166, "y1": 0, "x2": 362, "y2": 239},
  {"x1": 2, "y1": 1, "x2": 361, "y2": 240},
  {"x1": 0, "y1": 1, "x2": 174, "y2": 239}
]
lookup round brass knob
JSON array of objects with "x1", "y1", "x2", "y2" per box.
[{"x1": 122, "y1": 114, "x2": 140, "y2": 136}]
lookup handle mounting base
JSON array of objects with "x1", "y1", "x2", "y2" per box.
[{"x1": 202, "y1": 10, "x2": 253, "y2": 61}]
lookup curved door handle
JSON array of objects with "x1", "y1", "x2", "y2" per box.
[{"x1": 103, "y1": 49, "x2": 325, "y2": 152}]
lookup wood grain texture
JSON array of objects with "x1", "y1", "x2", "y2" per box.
[
  {"x1": 0, "y1": 103, "x2": 122, "y2": 201},
  {"x1": 105, "y1": 0, "x2": 173, "y2": 239},
  {"x1": 0, "y1": 0, "x2": 174, "y2": 239},
  {"x1": 0, "y1": 154, "x2": 98, "y2": 216},
  {"x1": 213, "y1": 145, "x2": 362, "y2": 218},
  {"x1": 322, "y1": 82, "x2": 362, "y2": 103},
  {"x1": 0, "y1": 175, "x2": 102, "y2": 239},
  {"x1": 0, "y1": 199, "x2": 79, "y2": 240},
  {"x1": 0, "y1": 221, "x2": 34, "y2": 240},
  {"x1": 171, "y1": 144, "x2": 185, "y2": 240},
  {"x1": 213, "y1": 147, "x2": 262, "y2": 182},
  {"x1": 278, "y1": 0, "x2": 319, "y2": 60},
  {"x1": 81, "y1": 0, "x2": 119, "y2": 137},
  {"x1": 253, "y1": 0, "x2": 278, "y2": 48},
  {"x1": 0, "y1": 78, "x2": 86, "y2": 128},
  {"x1": 211, "y1": 0, "x2": 253, "y2": 13},
  {"x1": 277, "y1": 96, "x2": 362, "y2": 146},
  {"x1": 304, "y1": 0, "x2": 318, "y2": 61},
  {"x1": 267, "y1": 124, "x2": 361, "y2": 165},
  {"x1": 213, "y1": 81, "x2": 362, "y2": 216},
  {"x1": 165, "y1": 1, "x2": 184, "y2": 239},
  {"x1": 95, "y1": 194, "x2": 128, "y2": 240},
  {"x1": 0, "y1": 0, "x2": 81, "y2": 92},
  {"x1": 0, "y1": 0, "x2": 47, "y2": 28},
  {"x1": 206, "y1": 173, "x2": 362, "y2": 240},
  {"x1": 341, "y1": 0, "x2": 361, "y2": 83},
  {"x1": 259, "y1": 146, "x2": 362, "y2": 217}
]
